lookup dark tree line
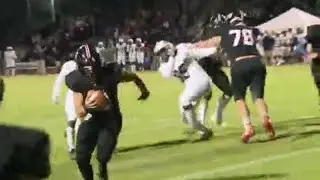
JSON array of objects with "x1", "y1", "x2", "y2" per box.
[{"x1": 1, "y1": 0, "x2": 320, "y2": 47}]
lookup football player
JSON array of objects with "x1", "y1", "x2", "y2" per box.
[
  {"x1": 154, "y1": 40, "x2": 215, "y2": 140},
  {"x1": 66, "y1": 43, "x2": 149, "y2": 180},
  {"x1": 136, "y1": 38, "x2": 145, "y2": 71},
  {"x1": 307, "y1": 33, "x2": 320, "y2": 107},
  {"x1": 116, "y1": 38, "x2": 127, "y2": 67},
  {"x1": 194, "y1": 11, "x2": 275, "y2": 143},
  {"x1": 52, "y1": 57, "x2": 79, "y2": 159},
  {"x1": 198, "y1": 57, "x2": 232, "y2": 126},
  {"x1": 194, "y1": 14, "x2": 233, "y2": 126},
  {"x1": 126, "y1": 39, "x2": 137, "y2": 72}
]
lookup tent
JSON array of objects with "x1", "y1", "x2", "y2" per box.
[{"x1": 257, "y1": 7, "x2": 320, "y2": 32}]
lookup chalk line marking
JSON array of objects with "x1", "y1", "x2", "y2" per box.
[{"x1": 165, "y1": 147, "x2": 320, "y2": 180}]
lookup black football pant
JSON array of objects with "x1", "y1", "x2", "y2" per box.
[
  {"x1": 76, "y1": 112, "x2": 122, "y2": 180},
  {"x1": 0, "y1": 77, "x2": 4, "y2": 102},
  {"x1": 231, "y1": 57, "x2": 267, "y2": 101},
  {"x1": 209, "y1": 68, "x2": 233, "y2": 98},
  {"x1": 198, "y1": 57, "x2": 232, "y2": 97}
]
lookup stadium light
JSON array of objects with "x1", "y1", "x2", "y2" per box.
[{"x1": 50, "y1": 0, "x2": 56, "y2": 22}]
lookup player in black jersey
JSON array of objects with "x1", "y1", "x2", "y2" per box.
[
  {"x1": 307, "y1": 35, "x2": 320, "y2": 107},
  {"x1": 194, "y1": 11, "x2": 275, "y2": 143},
  {"x1": 66, "y1": 44, "x2": 150, "y2": 180},
  {"x1": 198, "y1": 56, "x2": 232, "y2": 125},
  {"x1": 196, "y1": 20, "x2": 233, "y2": 126}
]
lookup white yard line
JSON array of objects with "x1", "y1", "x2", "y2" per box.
[{"x1": 165, "y1": 147, "x2": 320, "y2": 180}]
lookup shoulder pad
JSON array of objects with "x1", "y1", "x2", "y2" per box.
[{"x1": 65, "y1": 70, "x2": 94, "y2": 93}]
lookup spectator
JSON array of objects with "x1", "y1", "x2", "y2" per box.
[
  {"x1": 4, "y1": 46, "x2": 17, "y2": 76},
  {"x1": 293, "y1": 28, "x2": 308, "y2": 62},
  {"x1": 262, "y1": 32, "x2": 275, "y2": 65}
]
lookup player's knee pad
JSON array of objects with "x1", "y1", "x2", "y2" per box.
[{"x1": 67, "y1": 120, "x2": 76, "y2": 128}]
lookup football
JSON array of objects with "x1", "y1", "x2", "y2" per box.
[{"x1": 85, "y1": 90, "x2": 110, "y2": 110}]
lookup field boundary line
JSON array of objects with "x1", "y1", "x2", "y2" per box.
[{"x1": 165, "y1": 147, "x2": 320, "y2": 180}]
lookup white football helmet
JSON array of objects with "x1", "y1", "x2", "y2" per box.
[
  {"x1": 136, "y1": 38, "x2": 142, "y2": 43},
  {"x1": 153, "y1": 40, "x2": 174, "y2": 54},
  {"x1": 97, "y1": 41, "x2": 104, "y2": 47}
]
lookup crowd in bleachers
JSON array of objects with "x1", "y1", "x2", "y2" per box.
[
  {"x1": 2, "y1": 5, "x2": 313, "y2": 76},
  {"x1": 2, "y1": 6, "x2": 194, "y2": 74},
  {"x1": 258, "y1": 27, "x2": 309, "y2": 66}
]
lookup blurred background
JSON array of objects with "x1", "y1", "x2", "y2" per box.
[{"x1": 1, "y1": 0, "x2": 320, "y2": 75}]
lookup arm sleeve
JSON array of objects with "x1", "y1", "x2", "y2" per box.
[
  {"x1": 52, "y1": 64, "x2": 67, "y2": 99},
  {"x1": 158, "y1": 56, "x2": 175, "y2": 78},
  {"x1": 188, "y1": 47, "x2": 217, "y2": 59}
]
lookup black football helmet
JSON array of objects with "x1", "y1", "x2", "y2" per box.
[{"x1": 74, "y1": 44, "x2": 103, "y2": 85}]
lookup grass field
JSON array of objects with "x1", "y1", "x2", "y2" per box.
[{"x1": 0, "y1": 65, "x2": 320, "y2": 180}]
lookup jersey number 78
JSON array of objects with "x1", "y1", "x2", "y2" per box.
[{"x1": 229, "y1": 29, "x2": 254, "y2": 47}]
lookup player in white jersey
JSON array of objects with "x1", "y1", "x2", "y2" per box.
[
  {"x1": 127, "y1": 39, "x2": 137, "y2": 72},
  {"x1": 96, "y1": 41, "x2": 106, "y2": 64},
  {"x1": 154, "y1": 40, "x2": 216, "y2": 140},
  {"x1": 52, "y1": 60, "x2": 79, "y2": 159},
  {"x1": 136, "y1": 38, "x2": 145, "y2": 71},
  {"x1": 116, "y1": 38, "x2": 127, "y2": 67}
]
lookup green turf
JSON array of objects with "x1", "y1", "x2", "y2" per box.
[{"x1": 0, "y1": 65, "x2": 320, "y2": 180}]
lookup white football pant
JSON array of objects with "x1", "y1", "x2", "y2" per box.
[
  {"x1": 179, "y1": 75, "x2": 212, "y2": 134},
  {"x1": 117, "y1": 55, "x2": 126, "y2": 66},
  {"x1": 65, "y1": 90, "x2": 78, "y2": 152}
]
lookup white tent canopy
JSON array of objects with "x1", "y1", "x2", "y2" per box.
[{"x1": 257, "y1": 7, "x2": 320, "y2": 32}]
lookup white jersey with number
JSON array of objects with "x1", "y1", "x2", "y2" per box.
[{"x1": 116, "y1": 43, "x2": 127, "y2": 57}]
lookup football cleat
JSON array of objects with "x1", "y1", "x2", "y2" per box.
[
  {"x1": 263, "y1": 117, "x2": 276, "y2": 140},
  {"x1": 241, "y1": 125, "x2": 255, "y2": 143},
  {"x1": 199, "y1": 129, "x2": 213, "y2": 141}
]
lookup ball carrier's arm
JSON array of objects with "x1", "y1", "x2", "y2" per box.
[
  {"x1": 73, "y1": 92, "x2": 88, "y2": 121},
  {"x1": 120, "y1": 71, "x2": 150, "y2": 100}
]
